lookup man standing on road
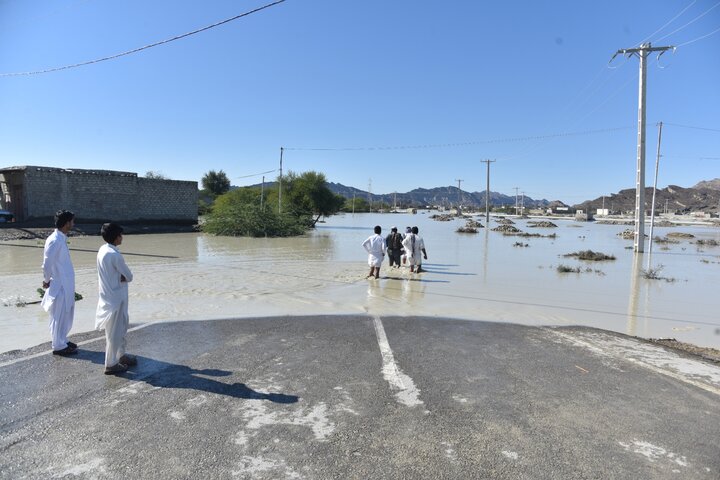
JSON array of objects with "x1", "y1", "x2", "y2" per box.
[
  {"x1": 96, "y1": 223, "x2": 135, "y2": 375},
  {"x1": 385, "y1": 226, "x2": 403, "y2": 268},
  {"x1": 402, "y1": 226, "x2": 428, "y2": 273},
  {"x1": 41, "y1": 210, "x2": 77, "y2": 356},
  {"x1": 362, "y1": 225, "x2": 386, "y2": 279}
]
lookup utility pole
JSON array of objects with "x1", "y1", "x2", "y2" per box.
[
  {"x1": 368, "y1": 179, "x2": 372, "y2": 212},
  {"x1": 521, "y1": 191, "x2": 525, "y2": 216},
  {"x1": 481, "y1": 160, "x2": 495, "y2": 223},
  {"x1": 514, "y1": 187, "x2": 519, "y2": 216},
  {"x1": 352, "y1": 192, "x2": 356, "y2": 214},
  {"x1": 647, "y1": 122, "x2": 663, "y2": 268},
  {"x1": 278, "y1": 147, "x2": 284, "y2": 213},
  {"x1": 613, "y1": 43, "x2": 674, "y2": 253},
  {"x1": 664, "y1": 199, "x2": 668, "y2": 215},
  {"x1": 455, "y1": 178, "x2": 463, "y2": 215},
  {"x1": 261, "y1": 175, "x2": 265, "y2": 209}
]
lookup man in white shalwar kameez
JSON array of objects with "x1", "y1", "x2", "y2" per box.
[
  {"x1": 362, "y1": 225, "x2": 386, "y2": 279},
  {"x1": 401, "y1": 226, "x2": 428, "y2": 273},
  {"x1": 41, "y1": 210, "x2": 78, "y2": 356},
  {"x1": 95, "y1": 223, "x2": 135, "y2": 375}
]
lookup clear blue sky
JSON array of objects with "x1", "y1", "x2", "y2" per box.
[{"x1": 1, "y1": 0, "x2": 718, "y2": 204}]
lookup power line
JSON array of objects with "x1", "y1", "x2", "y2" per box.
[
  {"x1": 236, "y1": 169, "x2": 277, "y2": 179},
  {"x1": 634, "y1": 0, "x2": 697, "y2": 46},
  {"x1": 0, "y1": 0, "x2": 286, "y2": 77},
  {"x1": 663, "y1": 122, "x2": 720, "y2": 133},
  {"x1": 676, "y1": 25, "x2": 720, "y2": 47},
  {"x1": 284, "y1": 126, "x2": 634, "y2": 152},
  {"x1": 654, "y1": 1, "x2": 720, "y2": 43},
  {"x1": 662, "y1": 155, "x2": 720, "y2": 160}
]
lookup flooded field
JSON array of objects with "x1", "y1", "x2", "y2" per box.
[{"x1": 1, "y1": 213, "x2": 719, "y2": 353}]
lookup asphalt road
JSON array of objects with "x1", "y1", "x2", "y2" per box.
[{"x1": 1, "y1": 316, "x2": 719, "y2": 479}]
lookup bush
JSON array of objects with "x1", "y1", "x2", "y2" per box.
[
  {"x1": 202, "y1": 188, "x2": 311, "y2": 237},
  {"x1": 563, "y1": 250, "x2": 616, "y2": 261},
  {"x1": 557, "y1": 264, "x2": 581, "y2": 273}
]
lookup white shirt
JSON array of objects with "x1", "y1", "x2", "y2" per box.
[
  {"x1": 41, "y1": 229, "x2": 75, "y2": 313},
  {"x1": 95, "y1": 243, "x2": 133, "y2": 329},
  {"x1": 362, "y1": 234, "x2": 386, "y2": 257}
]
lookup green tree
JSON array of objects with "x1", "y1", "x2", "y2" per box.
[
  {"x1": 341, "y1": 196, "x2": 369, "y2": 213},
  {"x1": 202, "y1": 187, "x2": 307, "y2": 237},
  {"x1": 282, "y1": 171, "x2": 345, "y2": 226},
  {"x1": 145, "y1": 170, "x2": 169, "y2": 179},
  {"x1": 201, "y1": 170, "x2": 231, "y2": 196}
]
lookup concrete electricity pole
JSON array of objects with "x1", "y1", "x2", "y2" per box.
[
  {"x1": 455, "y1": 179, "x2": 464, "y2": 210},
  {"x1": 261, "y1": 175, "x2": 265, "y2": 209},
  {"x1": 613, "y1": 43, "x2": 674, "y2": 253},
  {"x1": 481, "y1": 160, "x2": 495, "y2": 223},
  {"x1": 278, "y1": 147, "x2": 284, "y2": 213},
  {"x1": 368, "y1": 179, "x2": 372, "y2": 212},
  {"x1": 514, "y1": 187, "x2": 519, "y2": 216}
]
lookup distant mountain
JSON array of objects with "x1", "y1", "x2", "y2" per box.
[
  {"x1": 575, "y1": 182, "x2": 720, "y2": 214},
  {"x1": 325, "y1": 182, "x2": 550, "y2": 208},
  {"x1": 694, "y1": 178, "x2": 720, "y2": 190}
]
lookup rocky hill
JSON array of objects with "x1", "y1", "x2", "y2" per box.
[
  {"x1": 575, "y1": 184, "x2": 720, "y2": 214},
  {"x1": 326, "y1": 182, "x2": 550, "y2": 208},
  {"x1": 694, "y1": 178, "x2": 720, "y2": 190}
]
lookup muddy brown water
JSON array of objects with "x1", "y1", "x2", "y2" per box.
[{"x1": 1, "y1": 213, "x2": 719, "y2": 353}]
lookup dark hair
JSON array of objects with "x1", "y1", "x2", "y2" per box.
[
  {"x1": 101, "y1": 222, "x2": 124, "y2": 244},
  {"x1": 412, "y1": 226, "x2": 419, "y2": 234},
  {"x1": 374, "y1": 225, "x2": 382, "y2": 234},
  {"x1": 54, "y1": 210, "x2": 75, "y2": 229},
  {"x1": 391, "y1": 227, "x2": 397, "y2": 232}
]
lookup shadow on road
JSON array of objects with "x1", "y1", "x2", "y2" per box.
[{"x1": 74, "y1": 349, "x2": 299, "y2": 404}]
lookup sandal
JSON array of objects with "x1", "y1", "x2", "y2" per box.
[{"x1": 104, "y1": 363, "x2": 128, "y2": 375}]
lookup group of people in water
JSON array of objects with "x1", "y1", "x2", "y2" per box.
[{"x1": 362, "y1": 225, "x2": 427, "y2": 279}]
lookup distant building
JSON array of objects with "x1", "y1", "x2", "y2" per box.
[
  {"x1": 548, "y1": 206, "x2": 576, "y2": 215},
  {"x1": 596, "y1": 208, "x2": 609, "y2": 216},
  {"x1": 0, "y1": 165, "x2": 197, "y2": 223}
]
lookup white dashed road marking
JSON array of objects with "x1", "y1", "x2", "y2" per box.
[{"x1": 373, "y1": 316, "x2": 423, "y2": 407}]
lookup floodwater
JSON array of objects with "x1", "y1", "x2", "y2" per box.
[{"x1": 1, "y1": 213, "x2": 719, "y2": 353}]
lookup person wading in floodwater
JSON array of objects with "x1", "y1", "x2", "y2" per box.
[
  {"x1": 402, "y1": 226, "x2": 428, "y2": 273},
  {"x1": 362, "y1": 225, "x2": 386, "y2": 279},
  {"x1": 385, "y1": 226, "x2": 403, "y2": 268}
]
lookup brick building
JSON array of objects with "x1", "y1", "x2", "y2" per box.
[{"x1": 0, "y1": 166, "x2": 197, "y2": 224}]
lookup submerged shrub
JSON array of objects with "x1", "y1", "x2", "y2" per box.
[
  {"x1": 563, "y1": 250, "x2": 616, "y2": 261},
  {"x1": 557, "y1": 264, "x2": 581, "y2": 273}
]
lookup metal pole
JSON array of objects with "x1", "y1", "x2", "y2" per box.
[
  {"x1": 483, "y1": 160, "x2": 494, "y2": 223},
  {"x1": 647, "y1": 121, "x2": 663, "y2": 269},
  {"x1": 278, "y1": 147, "x2": 284, "y2": 213},
  {"x1": 261, "y1": 175, "x2": 265, "y2": 209}
]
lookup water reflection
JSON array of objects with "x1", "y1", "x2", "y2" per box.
[{"x1": 626, "y1": 253, "x2": 642, "y2": 337}]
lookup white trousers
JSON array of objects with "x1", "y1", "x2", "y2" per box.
[
  {"x1": 104, "y1": 302, "x2": 129, "y2": 368},
  {"x1": 49, "y1": 295, "x2": 74, "y2": 350}
]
